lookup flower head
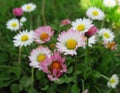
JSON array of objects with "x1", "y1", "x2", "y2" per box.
[
  {"x1": 13, "y1": 30, "x2": 34, "y2": 47},
  {"x1": 85, "y1": 25, "x2": 98, "y2": 38},
  {"x1": 60, "y1": 19, "x2": 71, "y2": 26},
  {"x1": 13, "y1": 8, "x2": 23, "y2": 17},
  {"x1": 29, "y1": 46, "x2": 51, "y2": 70},
  {"x1": 72, "y1": 18, "x2": 93, "y2": 33},
  {"x1": 41, "y1": 51, "x2": 67, "y2": 81},
  {"x1": 20, "y1": 16, "x2": 27, "y2": 23},
  {"x1": 6, "y1": 19, "x2": 20, "y2": 31},
  {"x1": 21, "y1": 3, "x2": 36, "y2": 12},
  {"x1": 82, "y1": 89, "x2": 88, "y2": 93},
  {"x1": 107, "y1": 74, "x2": 119, "y2": 88},
  {"x1": 88, "y1": 35, "x2": 97, "y2": 47},
  {"x1": 56, "y1": 28, "x2": 86, "y2": 55},
  {"x1": 103, "y1": 0, "x2": 117, "y2": 8},
  {"x1": 86, "y1": 7, "x2": 105, "y2": 20},
  {"x1": 34, "y1": 26, "x2": 54, "y2": 44},
  {"x1": 103, "y1": 41, "x2": 117, "y2": 50},
  {"x1": 98, "y1": 28, "x2": 115, "y2": 42}
]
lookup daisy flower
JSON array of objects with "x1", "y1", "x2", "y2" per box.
[
  {"x1": 21, "y1": 3, "x2": 36, "y2": 12},
  {"x1": 20, "y1": 16, "x2": 27, "y2": 23},
  {"x1": 29, "y1": 46, "x2": 51, "y2": 70},
  {"x1": 86, "y1": 7, "x2": 105, "y2": 20},
  {"x1": 41, "y1": 51, "x2": 67, "y2": 81},
  {"x1": 103, "y1": 0, "x2": 117, "y2": 8},
  {"x1": 98, "y1": 28, "x2": 115, "y2": 42},
  {"x1": 56, "y1": 28, "x2": 86, "y2": 56},
  {"x1": 6, "y1": 19, "x2": 20, "y2": 31},
  {"x1": 13, "y1": 30, "x2": 34, "y2": 47},
  {"x1": 88, "y1": 35, "x2": 96, "y2": 47},
  {"x1": 107, "y1": 74, "x2": 119, "y2": 88},
  {"x1": 103, "y1": 41, "x2": 117, "y2": 50},
  {"x1": 34, "y1": 26, "x2": 54, "y2": 44},
  {"x1": 72, "y1": 18, "x2": 93, "y2": 33}
]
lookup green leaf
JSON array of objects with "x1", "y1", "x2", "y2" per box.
[
  {"x1": 41, "y1": 85, "x2": 49, "y2": 91},
  {"x1": 71, "y1": 84, "x2": 80, "y2": 93},
  {"x1": 10, "y1": 83, "x2": 20, "y2": 93},
  {"x1": 28, "y1": 87, "x2": 37, "y2": 93}
]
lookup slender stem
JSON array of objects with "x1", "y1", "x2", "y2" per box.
[
  {"x1": 31, "y1": 67, "x2": 34, "y2": 87},
  {"x1": 41, "y1": 0, "x2": 46, "y2": 25},
  {"x1": 18, "y1": 47, "x2": 22, "y2": 64},
  {"x1": 85, "y1": 38, "x2": 89, "y2": 66},
  {"x1": 81, "y1": 79, "x2": 85, "y2": 91},
  {"x1": 100, "y1": 74, "x2": 109, "y2": 80},
  {"x1": 30, "y1": 13, "x2": 32, "y2": 30}
]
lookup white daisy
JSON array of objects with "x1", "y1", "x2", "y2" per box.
[
  {"x1": 88, "y1": 35, "x2": 96, "y2": 47},
  {"x1": 86, "y1": 7, "x2": 105, "y2": 20},
  {"x1": 6, "y1": 19, "x2": 20, "y2": 31},
  {"x1": 21, "y1": 3, "x2": 36, "y2": 12},
  {"x1": 29, "y1": 46, "x2": 51, "y2": 70},
  {"x1": 103, "y1": 0, "x2": 117, "y2": 8},
  {"x1": 56, "y1": 28, "x2": 86, "y2": 56},
  {"x1": 107, "y1": 74, "x2": 119, "y2": 88},
  {"x1": 72, "y1": 18, "x2": 93, "y2": 33},
  {"x1": 13, "y1": 30, "x2": 34, "y2": 47},
  {"x1": 20, "y1": 17, "x2": 27, "y2": 23},
  {"x1": 98, "y1": 28, "x2": 115, "y2": 42}
]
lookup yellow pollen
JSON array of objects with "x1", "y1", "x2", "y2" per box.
[
  {"x1": 92, "y1": 11, "x2": 99, "y2": 16},
  {"x1": 27, "y1": 5, "x2": 31, "y2": 10},
  {"x1": 12, "y1": 22, "x2": 17, "y2": 27},
  {"x1": 37, "y1": 54, "x2": 46, "y2": 62},
  {"x1": 66, "y1": 39, "x2": 77, "y2": 49},
  {"x1": 103, "y1": 32, "x2": 110, "y2": 38},
  {"x1": 21, "y1": 35, "x2": 29, "y2": 41},
  {"x1": 40, "y1": 32, "x2": 49, "y2": 41},
  {"x1": 110, "y1": 78, "x2": 115, "y2": 84},
  {"x1": 77, "y1": 24, "x2": 85, "y2": 31}
]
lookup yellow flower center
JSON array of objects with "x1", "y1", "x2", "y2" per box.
[
  {"x1": 40, "y1": 32, "x2": 49, "y2": 41},
  {"x1": 77, "y1": 24, "x2": 85, "y2": 31},
  {"x1": 27, "y1": 5, "x2": 31, "y2": 10},
  {"x1": 92, "y1": 11, "x2": 99, "y2": 16},
  {"x1": 37, "y1": 54, "x2": 46, "y2": 62},
  {"x1": 103, "y1": 32, "x2": 110, "y2": 38},
  {"x1": 66, "y1": 39, "x2": 77, "y2": 49},
  {"x1": 21, "y1": 35, "x2": 29, "y2": 41},
  {"x1": 12, "y1": 22, "x2": 17, "y2": 27},
  {"x1": 110, "y1": 78, "x2": 116, "y2": 84}
]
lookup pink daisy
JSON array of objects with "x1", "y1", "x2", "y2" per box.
[
  {"x1": 56, "y1": 28, "x2": 86, "y2": 56},
  {"x1": 34, "y1": 26, "x2": 54, "y2": 44},
  {"x1": 41, "y1": 51, "x2": 67, "y2": 81}
]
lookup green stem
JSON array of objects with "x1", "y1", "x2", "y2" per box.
[
  {"x1": 31, "y1": 67, "x2": 34, "y2": 87},
  {"x1": 100, "y1": 74, "x2": 109, "y2": 80},
  {"x1": 30, "y1": 13, "x2": 32, "y2": 30},
  {"x1": 81, "y1": 79, "x2": 85, "y2": 91},
  {"x1": 18, "y1": 47, "x2": 22, "y2": 64},
  {"x1": 41, "y1": 0, "x2": 46, "y2": 25}
]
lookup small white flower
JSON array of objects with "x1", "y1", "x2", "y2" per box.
[
  {"x1": 21, "y1": 3, "x2": 36, "y2": 12},
  {"x1": 72, "y1": 18, "x2": 93, "y2": 33},
  {"x1": 13, "y1": 30, "x2": 34, "y2": 47},
  {"x1": 107, "y1": 74, "x2": 119, "y2": 88},
  {"x1": 103, "y1": 0, "x2": 117, "y2": 8},
  {"x1": 88, "y1": 35, "x2": 96, "y2": 47},
  {"x1": 86, "y1": 7, "x2": 105, "y2": 20},
  {"x1": 20, "y1": 17, "x2": 27, "y2": 23},
  {"x1": 6, "y1": 19, "x2": 20, "y2": 31},
  {"x1": 98, "y1": 28, "x2": 115, "y2": 42}
]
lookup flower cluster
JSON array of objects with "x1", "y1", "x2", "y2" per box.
[{"x1": 6, "y1": 2, "x2": 119, "y2": 89}]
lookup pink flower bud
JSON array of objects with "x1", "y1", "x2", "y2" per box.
[
  {"x1": 85, "y1": 26, "x2": 98, "y2": 38},
  {"x1": 60, "y1": 19, "x2": 71, "y2": 26},
  {"x1": 82, "y1": 89, "x2": 88, "y2": 93},
  {"x1": 13, "y1": 8, "x2": 23, "y2": 17}
]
